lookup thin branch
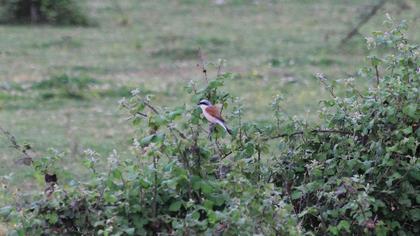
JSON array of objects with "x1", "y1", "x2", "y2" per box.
[
  {"x1": 120, "y1": 103, "x2": 147, "y2": 118},
  {"x1": 317, "y1": 74, "x2": 336, "y2": 98},
  {"x1": 169, "y1": 126, "x2": 188, "y2": 140},
  {"x1": 347, "y1": 83, "x2": 365, "y2": 98},
  {"x1": 340, "y1": 0, "x2": 388, "y2": 45},
  {"x1": 198, "y1": 48, "x2": 209, "y2": 84},
  {"x1": 0, "y1": 126, "x2": 33, "y2": 165},
  {"x1": 256, "y1": 146, "x2": 261, "y2": 182},
  {"x1": 374, "y1": 65, "x2": 380, "y2": 88},
  {"x1": 152, "y1": 155, "x2": 158, "y2": 218},
  {"x1": 217, "y1": 59, "x2": 224, "y2": 77},
  {"x1": 214, "y1": 136, "x2": 224, "y2": 158},
  {"x1": 135, "y1": 111, "x2": 148, "y2": 117},
  {"x1": 144, "y1": 101, "x2": 160, "y2": 115},
  {"x1": 0, "y1": 126, "x2": 20, "y2": 150}
]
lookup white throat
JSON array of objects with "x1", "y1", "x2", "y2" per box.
[{"x1": 199, "y1": 104, "x2": 208, "y2": 111}]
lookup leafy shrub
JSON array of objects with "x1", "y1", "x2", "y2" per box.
[
  {"x1": 0, "y1": 0, "x2": 91, "y2": 25},
  {"x1": 268, "y1": 18, "x2": 419, "y2": 235},
  {"x1": 0, "y1": 19, "x2": 418, "y2": 235}
]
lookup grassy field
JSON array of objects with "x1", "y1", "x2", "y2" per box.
[{"x1": 0, "y1": 0, "x2": 419, "y2": 184}]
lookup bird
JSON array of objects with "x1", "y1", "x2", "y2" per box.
[{"x1": 197, "y1": 99, "x2": 232, "y2": 135}]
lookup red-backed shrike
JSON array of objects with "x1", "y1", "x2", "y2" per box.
[{"x1": 198, "y1": 99, "x2": 232, "y2": 135}]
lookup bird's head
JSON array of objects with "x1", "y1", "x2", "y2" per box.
[{"x1": 197, "y1": 99, "x2": 212, "y2": 110}]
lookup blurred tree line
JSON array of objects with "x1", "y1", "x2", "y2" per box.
[{"x1": 0, "y1": 0, "x2": 91, "y2": 25}]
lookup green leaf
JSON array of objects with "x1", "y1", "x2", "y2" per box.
[
  {"x1": 104, "y1": 192, "x2": 118, "y2": 204},
  {"x1": 328, "y1": 226, "x2": 339, "y2": 235},
  {"x1": 139, "y1": 178, "x2": 151, "y2": 188},
  {"x1": 192, "y1": 211, "x2": 200, "y2": 220},
  {"x1": 409, "y1": 208, "x2": 420, "y2": 221},
  {"x1": 200, "y1": 181, "x2": 213, "y2": 194},
  {"x1": 291, "y1": 190, "x2": 302, "y2": 200},
  {"x1": 203, "y1": 200, "x2": 214, "y2": 210},
  {"x1": 140, "y1": 134, "x2": 156, "y2": 146},
  {"x1": 168, "y1": 107, "x2": 184, "y2": 120},
  {"x1": 402, "y1": 104, "x2": 417, "y2": 119},
  {"x1": 207, "y1": 79, "x2": 224, "y2": 89},
  {"x1": 337, "y1": 220, "x2": 350, "y2": 232},
  {"x1": 133, "y1": 215, "x2": 148, "y2": 229},
  {"x1": 46, "y1": 212, "x2": 59, "y2": 224},
  {"x1": 191, "y1": 176, "x2": 202, "y2": 191},
  {"x1": 169, "y1": 201, "x2": 182, "y2": 212},
  {"x1": 402, "y1": 126, "x2": 412, "y2": 135},
  {"x1": 124, "y1": 228, "x2": 135, "y2": 235},
  {"x1": 0, "y1": 206, "x2": 12, "y2": 217},
  {"x1": 151, "y1": 115, "x2": 168, "y2": 127},
  {"x1": 207, "y1": 210, "x2": 217, "y2": 225},
  {"x1": 112, "y1": 169, "x2": 122, "y2": 179}
]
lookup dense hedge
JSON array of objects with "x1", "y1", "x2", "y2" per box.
[
  {"x1": 0, "y1": 19, "x2": 418, "y2": 235},
  {"x1": 0, "y1": 0, "x2": 91, "y2": 25}
]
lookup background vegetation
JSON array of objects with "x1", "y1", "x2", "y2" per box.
[
  {"x1": 0, "y1": 0, "x2": 90, "y2": 25},
  {"x1": 0, "y1": 0, "x2": 419, "y2": 235}
]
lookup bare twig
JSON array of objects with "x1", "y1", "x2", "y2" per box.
[
  {"x1": 169, "y1": 126, "x2": 188, "y2": 140},
  {"x1": 317, "y1": 74, "x2": 336, "y2": 98},
  {"x1": 214, "y1": 136, "x2": 223, "y2": 158},
  {"x1": 340, "y1": 0, "x2": 388, "y2": 45},
  {"x1": 120, "y1": 103, "x2": 147, "y2": 118},
  {"x1": 0, "y1": 126, "x2": 33, "y2": 165},
  {"x1": 374, "y1": 65, "x2": 380, "y2": 88},
  {"x1": 256, "y1": 146, "x2": 261, "y2": 182},
  {"x1": 217, "y1": 59, "x2": 224, "y2": 77},
  {"x1": 220, "y1": 150, "x2": 233, "y2": 160},
  {"x1": 135, "y1": 111, "x2": 148, "y2": 117},
  {"x1": 0, "y1": 126, "x2": 20, "y2": 150},
  {"x1": 347, "y1": 83, "x2": 365, "y2": 98},
  {"x1": 152, "y1": 155, "x2": 158, "y2": 218},
  {"x1": 198, "y1": 48, "x2": 209, "y2": 84},
  {"x1": 144, "y1": 101, "x2": 160, "y2": 115}
]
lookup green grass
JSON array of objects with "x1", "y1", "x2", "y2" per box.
[{"x1": 0, "y1": 0, "x2": 419, "y2": 182}]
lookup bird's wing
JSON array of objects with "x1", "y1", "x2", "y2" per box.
[{"x1": 205, "y1": 105, "x2": 223, "y2": 121}]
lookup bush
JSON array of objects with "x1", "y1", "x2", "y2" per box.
[
  {"x1": 0, "y1": 19, "x2": 418, "y2": 235},
  {"x1": 270, "y1": 18, "x2": 419, "y2": 235},
  {"x1": 0, "y1": 0, "x2": 91, "y2": 25}
]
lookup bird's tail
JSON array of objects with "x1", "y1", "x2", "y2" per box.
[{"x1": 216, "y1": 120, "x2": 232, "y2": 135}]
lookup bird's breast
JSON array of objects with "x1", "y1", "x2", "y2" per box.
[{"x1": 203, "y1": 111, "x2": 220, "y2": 124}]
